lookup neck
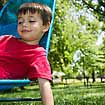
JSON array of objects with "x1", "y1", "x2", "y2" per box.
[{"x1": 19, "y1": 39, "x2": 39, "y2": 45}]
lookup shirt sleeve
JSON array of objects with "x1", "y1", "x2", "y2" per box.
[{"x1": 28, "y1": 55, "x2": 52, "y2": 81}]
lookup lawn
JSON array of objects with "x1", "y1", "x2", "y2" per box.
[{"x1": 0, "y1": 81, "x2": 105, "y2": 105}]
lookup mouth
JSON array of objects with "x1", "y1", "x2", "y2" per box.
[{"x1": 21, "y1": 30, "x2": 32, "y2": 32}]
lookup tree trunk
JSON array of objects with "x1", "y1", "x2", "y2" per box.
[{"x1": 92, "y1": 70, "x2": 95, "y2": 83}]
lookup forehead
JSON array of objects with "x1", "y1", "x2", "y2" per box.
[{"x1": 18, "y1": 12, "x2": 41, "y2": 18}]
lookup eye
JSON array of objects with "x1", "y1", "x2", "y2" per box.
[
  {"x1": 18, "y1": 21, "x2": 23, "y2": 25},
  {"x1": 29, "y1": 20, "x2": 36, "y2": 23}
]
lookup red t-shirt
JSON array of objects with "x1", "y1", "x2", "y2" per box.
[{"x1": 0, "y1": 35, "x2": 52, "y2": 80}]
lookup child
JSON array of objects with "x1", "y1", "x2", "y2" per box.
[{"x1": 0, "y1": 2, "x2": 54, "y2": 105}]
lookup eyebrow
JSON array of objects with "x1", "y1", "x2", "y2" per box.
[{"x1": 18, "y1": 16, "x2": 35, "y2": 20}]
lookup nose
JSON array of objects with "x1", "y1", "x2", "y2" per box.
[{"x1": 22, "y1": 21, "x2": 28, "y2": 27}]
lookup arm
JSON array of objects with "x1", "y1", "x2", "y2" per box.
[{"x1": 38, "y1": 78, "x2": 54, "y2": 105}]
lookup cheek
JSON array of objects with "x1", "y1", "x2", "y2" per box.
[
  {"x1": 17, "y1": 26, "x2": 22, "y2": 34},
  {"x1": 32, "y1": 22, "x2": 41, "y2": 28},
  {"x1": 17, "y1": 26, "x2": 20, "y2": 31},
  {"x1": 32, "y1": 24, "x2": 37, "y2": 29}
]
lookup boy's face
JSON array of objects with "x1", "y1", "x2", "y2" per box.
[{"x1": 17, "y1": 12, "x2": 49, "y2": 45}]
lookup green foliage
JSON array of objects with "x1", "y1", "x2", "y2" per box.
[
  {"x1": 0, "y1": 0, "x2": 7, "y2": 10},
  {"x1": 66, "y1": 1, "x2": 104, "y2": 79},
  {"x1": 49, "y1": 0, "x2": 103, "y2": 79},
  {"x1": 72, "y1": 0, "x2": 105, "y2": 21},
  {"x1": 49, "y1": 0, "x2": 72, "y2": 72},
  {"x1": 0, "y1": 0, "x2": 3, "y2": 10}
]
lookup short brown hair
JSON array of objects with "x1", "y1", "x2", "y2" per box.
[{"x1": 18, "y1": 2, "x2": 52, "y2": 25}]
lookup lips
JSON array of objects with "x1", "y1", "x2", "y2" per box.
[{"x1": 21, "y1": 30, "x2": 32, "y2": 32}]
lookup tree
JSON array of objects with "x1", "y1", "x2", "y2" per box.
[
  {"x1": 72, "y1": 0, "x2": 105, "y2": 21},
  {"x1": 49, "y1": 0, "x2": 73, "y2": 72},
  {"x1": 49, "y1": 0, "x2": 101, "y2": 77}
]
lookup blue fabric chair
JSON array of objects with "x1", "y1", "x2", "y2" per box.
[{"x1": 0, "y1": 0, "x2": 56, "y2": 102}]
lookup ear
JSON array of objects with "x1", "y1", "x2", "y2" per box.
[{"x1": 43, "y1": 21, "x2": 51, "y2": 33}]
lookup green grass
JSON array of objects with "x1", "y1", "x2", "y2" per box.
[
  {"x1": 53, "y1": 82, "x2": 105, "y2": 105},
  {"x1": 0, "y1": 82, "x2": 105, "y2": 105}
]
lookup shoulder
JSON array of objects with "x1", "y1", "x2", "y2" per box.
[
  {"x1": 34, "y1": 45, "x2": 47, "y2": 56},
  {"x1": 0, "y1": 35, "x2": 16, "y2": 41}
]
